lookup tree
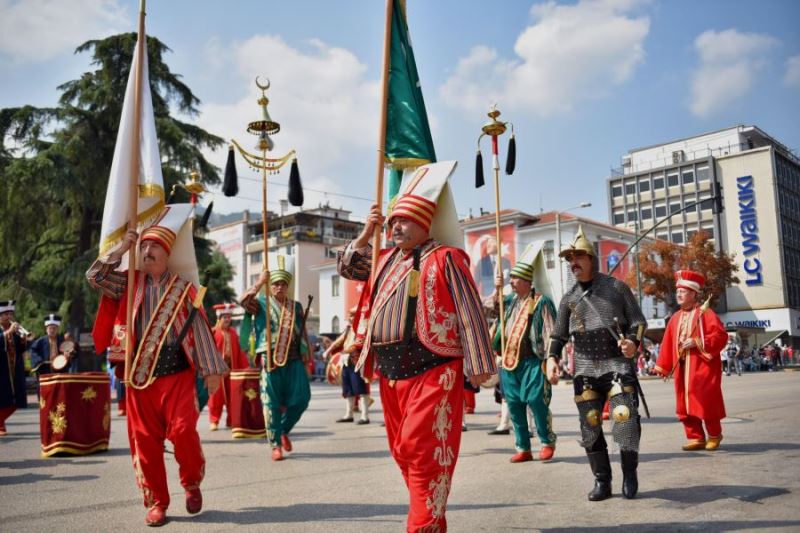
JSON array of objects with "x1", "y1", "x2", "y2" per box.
[
  {"x1": 0, "y1": 33, "x2": 228, "y2": 337},
  {"x1": 626, "y1": 230, "x2": 739, "y2": 311}
]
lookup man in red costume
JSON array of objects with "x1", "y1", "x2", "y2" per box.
[
  {"x1": 208, "y1": 303, "x2": 250, "y2": 431},
  {"x1": 655, "y1": 270, "x2": 727, "y2": 451},
  {"x1": 338, "y1": 161, "x2": 496, "y2": 532},
  {"x1": 87, "y1": 204, "x2": 228, "y2": 527}
]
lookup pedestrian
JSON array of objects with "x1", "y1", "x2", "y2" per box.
[
  {"x1": 323, "y1": 307, "x2": 371, "y2": 424},
  {"x1": 655, "y1": 270, "x2": 727, "y2": 452},
  {"x1": 546, "y1": 226, "x2": 647, "y2": 501},
  {"x1": 337, "y1": 162, "x2": 496, "y2": 531},
  {"x1": 239, "y1": 255, "x2": 311, "y2": 461},
  {"x1": 86, "y1": 205, "x2": 228, "y2": 527}
]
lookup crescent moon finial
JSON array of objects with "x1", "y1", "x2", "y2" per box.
[{"x1": 255, "y1": 76, "x2": 271, "y2": 92}]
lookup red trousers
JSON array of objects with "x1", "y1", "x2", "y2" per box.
[
  {"x1": 207, "y1": 375, "x2": 231, "y2": 426},
  {"x1": 679, "y1": 414, "x2": 722, "y2": 440},
  {"x1": 126, "y1": 369, "x2": 205, "y2": 510},
  {"x1": 0, "y1": 406, "x2": 16, "y2": 430},
  {"x1": 463, "y1": 388, "x2": 476, "y2": 413},
  {"x1": 380, "y1": 359, "x2": 464, "y2": 533}
]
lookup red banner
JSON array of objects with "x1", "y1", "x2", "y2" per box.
[
  {"x1": 38, "y1": 372, "x2": 111, "y2": 457},
  {"x1": 465, "y1": 224, "x2": 517, "y2": 299},
  {"x1": 229, "y1": 370, "x2": 266, "y2": 438}
]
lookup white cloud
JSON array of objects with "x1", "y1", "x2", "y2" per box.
[
  {"x1": 690, "y1": 29, "x2": 777, "y2": 117},
  {"x1": 0, "y1": 0, "x2": 128, "y2": 63},
  {"x1": 784, "y1": 55, "x2": 800, "y2": 89},
  {"x1": 197, "y1": 35, "x2": 380, "y2": 215},
  {"x1": 439, "y1": 0, "x2": 650, "y2": 116}
]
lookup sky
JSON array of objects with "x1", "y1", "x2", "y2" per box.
[{"x1": 2, "y1": 0, "x2": 799, "y2": 225}]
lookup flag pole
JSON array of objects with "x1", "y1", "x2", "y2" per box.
[
  {"x1": 371, "y1": 0, "x2": 394, "y2": 282},
  {"x1": 124, "y1": 0, "x2": 146, "y2": 384}
]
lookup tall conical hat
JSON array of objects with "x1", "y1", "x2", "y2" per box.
[
  {"x1": 124, "y1": 204, "x2": 199, "y2": 288},
  {"x1": 388, "y1": 161, "x2": 463, "y2": 248},
  {"x1": 511, "y1": 241, "x2": 555, "y2": 300},
  {"x1": 268, "y1": 253, "x2": 296, "y2": 294},
  {"x1": 559, "y1": 225, "x2": 595, "y2": 258}
]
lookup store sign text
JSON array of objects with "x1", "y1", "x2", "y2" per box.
[{"x1": 737, "y1": 175, "x2": 762, "y2": 286}]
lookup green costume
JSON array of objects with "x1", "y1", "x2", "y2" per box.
[
  {"x1": 493, "y1": 292, "x2": 557, "y2": 452},
  {"x1": 240, "y1": 294, "x2": 310, "y2": 448}
]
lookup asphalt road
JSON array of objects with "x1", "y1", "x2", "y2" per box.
[{"x1": 1, "y1": 371, "x2": 799, "y2": 532}]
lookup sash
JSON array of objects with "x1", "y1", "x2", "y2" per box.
[
  {"x1": 502, "y1": 295, "x2": 541, "y2": 371},
  {"x1": 129, "y1": 275, "x2": 192, "y2": 389},
  {"x1": 357, "y1": 244, "x2": 441, "y2": 366},
  {"x1": 271, "y1": 299, "x2": 296, "y2": 368}
]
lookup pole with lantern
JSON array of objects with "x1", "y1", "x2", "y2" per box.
[
  {"x1": 227, "y1": 77, "x2": 303, "y2": 372},
  {"x1": 474, "y1": 104, "x2": 516, "y2": 357}
]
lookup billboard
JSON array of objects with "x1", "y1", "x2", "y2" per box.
[
  {"x1": 465, "y1": 224, "x2": 517, "y2": 299},
  {"x1": 598, "y1": 240, "x2": 630, "y2": 282}
]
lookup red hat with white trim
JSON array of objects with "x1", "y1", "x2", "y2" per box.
[
  {"x1": 212, "y1": 303, "x2": 237, "y2": 317},
  {"x1": 675, "y1": 269, "x2": 705, "y2": 293}
]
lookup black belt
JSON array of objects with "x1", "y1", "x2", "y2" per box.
[{"x1": 373, "y1": 338, "x2": 450, "y2": 380}]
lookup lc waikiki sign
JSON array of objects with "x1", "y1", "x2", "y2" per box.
[{"x1": 737, "y1": 175, "x2": 763, "y2": 286}]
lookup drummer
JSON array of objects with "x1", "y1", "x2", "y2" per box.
[
  {"x1": 30, "y1": 314, "x2": 75, "y2": 375},
  {"x1": 323, "y1": 307, "x2": 370, "y2": 425}
]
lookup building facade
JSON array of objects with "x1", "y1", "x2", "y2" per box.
[
  {"x1": 608, "y1": 125, "x2": 800, "y2": 347},
  {"x1": 208, "y1": 203, "x2": 364, "y2": 335}
]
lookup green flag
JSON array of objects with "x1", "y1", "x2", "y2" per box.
[{"x1": 385, "y1": 0, "x2": 436, "y2": 202}]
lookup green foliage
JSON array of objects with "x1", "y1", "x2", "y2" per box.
[{"x1": 0, "y1": 33, "x2": 230, "y2": 337}]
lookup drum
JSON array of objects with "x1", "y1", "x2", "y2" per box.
[
  {"x1": 326, "y1": 352, "x2": 344, "y2": 386},
  {"x1": 51, "y1": 354, "x2": 68, "y2": 371},
  {"x1": 38, "y1": 372, "x2": 111, "y2": 457},
  {"x1": 228, "y1": 370, "x2": 266, "y2": 438}
]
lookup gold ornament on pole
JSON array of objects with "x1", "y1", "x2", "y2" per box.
[
  {"x1": 474, "y1": 104, "x2": 516, "y2": 358},
  {"x1": 229, "y1": 77, "x2": 302, "y2": 372}
]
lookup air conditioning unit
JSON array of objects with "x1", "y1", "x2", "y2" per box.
[{"x1": 672, "y1": 150, "x2": 684, "y2": 164}]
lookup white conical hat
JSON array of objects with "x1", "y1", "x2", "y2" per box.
[
  {"x1": 120, "y1": 203, "x2": 199, "y2": 288},
  {"x1": 389, "y1": 160, "x2": 463, "y2": 248},
  {"x1": 514, "y1": 240, "x2": 555, "y2": 301}
]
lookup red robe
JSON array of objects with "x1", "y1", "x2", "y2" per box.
[
  {"x1": 213, "y1": 327, "x2": 249, "y2": 370},
  {"x1": 656, "y1": 305, "x2": 727, "y2": 421}
]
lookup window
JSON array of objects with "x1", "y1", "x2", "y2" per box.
[
  {"x1": 627, "y1": 209, "x2": 637, "y2": 222},
  {"x1": 687, "y1": 229, "x2": 697, "y2": 241},
  {"x1": 641, "y1": 208, "x2": 652, "y2": 220},
  {"x1": 682, "y1": 170, "x2": 694, "y2": 184},
  {"x1": 249, "y1": 274, "x2": 260, "y2": 286},
  {"x1": 331, "y1": 274, "x2": 340, "y2": 297},
  {"x1": 638, "y1": 179, "x2": 650, "y2": 193},
  {"x1": 670, "y1": 201, "x2": 681, "y2": 214},
  {"x1": 667, "y1": 172, "x2": 679, "y2": 187},
  {"x1": 671, "y1": 231, "x2": 684, "y2": 244},
  {"x1": 331, "y1": 316, "x2": 340, "y2": 334},
  {"x1": 625, "y1": 181, "x2": 636, "y2": 195},
  {"x1": 655, "y1": 203, "x2": 667, "y2": 218},
  {"x1": 696, "y1": 165, "x2": 710, "y2": 182},
  {"x1": 653, "y1": 175, "x2": 665, "y2": 190},
  {"x1": 699, "y1": 192, "x2": 712, "y2": 211},
  {"x1": 613, "y1": 212, "x2": 625, "y2": 225},
  {"x1": 250, "y1": 251, "x2": 263, "y2": 265},
  {"x1": 611, "y1": 183, "x2": 623, "y2": 198},
  {"x1": 543, "y1": 240, "x2": 555, "y2": 269},
  {"x1": 324, "y1": 247, "x2": 338, "y2": 259},
  {"x1": 284, "y1": 244, "x2": 294, "y2": 255}
]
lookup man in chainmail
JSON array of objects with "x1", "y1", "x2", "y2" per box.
[{"x1": 545, "y1": 226, "x2": 646, "y2": 501}]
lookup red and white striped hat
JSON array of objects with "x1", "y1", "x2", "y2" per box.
[{"x1": 675, "y1": 269, "x2": 705, "y2": 293}]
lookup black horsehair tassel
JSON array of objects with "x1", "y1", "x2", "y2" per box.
[
  {"x1": 505, "y1": 134, "x2": 516, "y2": 175},
  {"x1": 475, "y1": 150, "x2": 485, "y2": 188},
  {"x1": 199, "y1": 201, "x2": 213, "y2": 229},
  {"x1": 288, "y1": 158, "x2": 304, "y2": 207},
  {"x1": 222, "y1": 145, "x2": 239, "y2": 197}
]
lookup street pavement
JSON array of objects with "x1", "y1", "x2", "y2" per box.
[{"x1": 1, "y1": 370, "x2": 799, "y2": 532}]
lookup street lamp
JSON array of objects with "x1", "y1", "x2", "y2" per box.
[{"x1": 555, "y1": 202, "x2": 592, "y2": 298}]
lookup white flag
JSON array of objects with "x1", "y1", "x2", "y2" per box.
[{"x1": 98, "y1": 36, "x2": 164, "y2": 257}]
